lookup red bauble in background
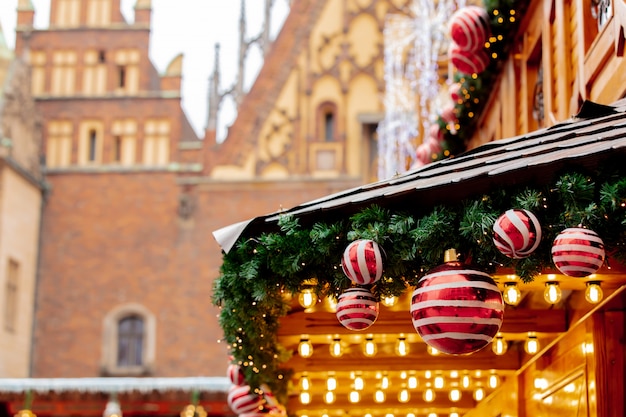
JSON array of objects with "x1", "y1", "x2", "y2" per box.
[
  {"x1": 227, "y1": 385, "x2": 264, "y2": 415},
  {"x1": 341, "y1": 239, "x2": 384, "y2": 285},
  {"x1": 410, "y1": 251, "x2": 504, "y2": 355},
  {"x1": 449, "y1": 5, "x2": 490, "y2": 52},
  {"x1": 449, "y1": 44, "x2": 490, "y2": 75},
  {"x1": 336, "y1": 287, "x2": 379, "y2": 331},
  {"x1": 551, "y1": 227, "x2": 605, "y2": 277},
  {"x1": 227, "y1": 363, "x2": 246, "y2": 386},
  {"x1": 493, "y1": 209, "x2": 542, "y2": 258}
]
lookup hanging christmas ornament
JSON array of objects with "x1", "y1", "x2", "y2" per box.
[
  {"x1": 227, "y1": 385, "x2": 264, "y2": 415},
  {"x1": 341, "y1": 239, "x2": 384, "y2": 285},
  {"x1": 449, "y1": 44, "x2": 490, "y2": 75},
  {"x1": 551, "y1": 227, "x2": 605, "y2": 277},
  {"x1": 410, "y1": 249, "x2": 504, "y2": 355},
  {"x1": 227, "y1": 363, "x2": 246, "y2": 386},
  {"x1": 336, "y1": 287, "x2": 379, "y2": 331},
  {"x1": 493, "y1": 209, "x2": 542, "y2": 258},
  {"x1": 449, "y1": 82, "x2": 463, "y2": 103},
  {"x1": 448, "y1": 5, "x2": 490, "y2": 52}
]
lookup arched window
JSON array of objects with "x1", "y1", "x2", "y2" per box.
[
  {"x1": 317, "y1": 102, "x2": 338, "y2": 141},
  {"x1": 102, "y1": 304, "x2": 155, "y2": 376},
  {"x1": 117, "y1": 315, "x2": 144, "y2": 367}
]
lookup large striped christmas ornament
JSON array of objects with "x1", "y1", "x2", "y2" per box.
[
  {"x1": 551, "y1": 227, "x2": 605, "y2": 277},
  {"x1": 449, "y1": 6, "x2": 491, "y2": 52},
  {"x1": 227, "y1": 363, "x2": 246, "y2": 386},
  {"x1": 336, "y1": 287, "x2": 379, "y2": 331},
  {"x1": 449, "y1": 44, "x2": 490, "y2": 75},
  {"x1": 341, "y1": 239, "x2": 384, "y2": 285},
  {"x1": 493, "y1": 209, "x2": 542, "y2": 259},
  {"x1": 410, "y1": 252, "x2": 504, "y2": 355},
  {"x1": 227, "y1": 385, "x2": 264, "y2": 415}
]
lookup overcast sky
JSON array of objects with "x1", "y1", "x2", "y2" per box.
[{"x1": 0, "y1": 0, "x2": 289, "y2": 140}]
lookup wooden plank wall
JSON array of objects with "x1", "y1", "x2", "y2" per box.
[{"x1": 467, "y1": 0, "x2": 626, "y2": 151}]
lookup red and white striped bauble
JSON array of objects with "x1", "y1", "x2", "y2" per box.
[
  {"x1": 410, "y1": 254, "x2": 504, "y2": 355},
  {"x1": 227, "y1": 385, "x2": 263, "y2": 415},
  {"x1": 336, "y1": 287, "x2": 379, "y2": 331},
  {"x1": 341, "y1": 239, "x2": 384, "y2": 285},
  {"x1": 493, "y1": 209, "x2": 542, "y2": 258},
  {"x1": 449, "y1": 44, "x2": 490, "y2": 74},
  {"x1": 551, "y1": 227, "x2": 605, "y2": 277},
  {"x1": 227, "y1": 363, "x2": 246, "y2": 386},
  {"x1": 449, "y1": 6, "x2": 490, "y2": 52}
]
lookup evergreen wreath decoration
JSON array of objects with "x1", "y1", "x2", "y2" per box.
[{"x1": 213, "y1": 166, "x2": 626, "y2": 403}]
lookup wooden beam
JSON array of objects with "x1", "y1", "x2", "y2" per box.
[
  {"x1": 278, "y1": 308, "x2": 568, "y2": 336},
  {"x1": 283, "y1": 346, "x2": 521, "y2": 372}
]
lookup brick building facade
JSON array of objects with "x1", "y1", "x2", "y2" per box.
[{"x1": 10, "y1": 0, "x2": 393, "y2": 383}]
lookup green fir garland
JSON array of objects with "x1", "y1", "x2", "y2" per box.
[{"x1": 213, "y1": 167, "x2": 626, "y2": 403}]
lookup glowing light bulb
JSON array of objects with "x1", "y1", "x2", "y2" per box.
[
  {"x1": 434, "y1": 375, "x2": 445, "y2": 389},
  {"x1": 395, "y1": 336, "x2": 409, "y2": 356},
  {"x1": 503, "y1": 282, "x2": 522, "y2": 306},
  {"x1": 354, "y1": 375, "x2": 364, "y2": 391},
  {"x1": 525, "y1": 333, "x2": 540, "y2": 354},
  {"x1": 450, "y1": 413, "x2": 460, "y2": 417},
  {"x1": 544, "y1": 282, "x2": 562, "y2": 304},
  {"x1": 349, "y1": 391, "x2": 360, "y2": 403},
  {"x1": 300, "y1": 373, "x2": 310, "y2": 390},
  {"x1": 585, "y1": 282, "x2": 603, "y2": 304},
  {"x1": 327, "y1": 375, "x2": 337, "y2": 391},
  {"x1": 381, "y1": 375, "x2": 390, "y2": 389},
  {"x1": 407, "y1": 376, "x2": 418, "y2": 389},
  {"x1": 298, "y1": 289, "x2": 315, "y2": 308},
  {"x1": 299, "y1": 391, "x2": 311, "y2": 405},
  {"x1": 461, "y1": 374, "x2": 471, "y2": 389},
  {"x1": 374, "y1": 389, "x2": 385, "y2": 403},
  {"x1": 473, "y1": 387, "x2": 485, "y2": 401},
  {"x1": 492, "y1": 333, "x2": 508, "y2": 355},
  {"x1": 381, "y1": 295, "x2": 397, "y2": 307},
  {"x1": 489, "y1": 374, "x2": 499, "y2": 389},
  {"x1": 398, "y1": 389, "x2": 410, "y2": 403},
  {"x1": 423, "y1": 388, "x2": 435, "y2": 402},
  {"x1": 298, "y1": 338, "x2": 313, "y2": 358},
  {"x1": 329, "y1": 337, "x2": 342, "y2": 357},
  {"x1": 324, "y1": 391, "x2": 335, "y2": 404},
  {"x1": 363, "y1": 336, "x2": 377, "y2": 357},
  {"x1": 449, "y1": 388, "x2": 461, "y2": 402}
]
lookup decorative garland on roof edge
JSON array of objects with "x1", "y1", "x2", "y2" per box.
[
  {"x1": 213, "y1": 165, "x2": 626, "y2": 403},
  {"x1": 434, "y1": 0, "x2": 528, "y2": 161}
]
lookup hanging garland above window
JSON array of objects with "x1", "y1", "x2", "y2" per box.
[{"x1": 213, "y1": 165, "x2": 626, "y2": 404}]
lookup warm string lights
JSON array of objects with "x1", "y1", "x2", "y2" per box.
[{"x1": 297, "y1": 369, "x2": 501, "y2": 407}]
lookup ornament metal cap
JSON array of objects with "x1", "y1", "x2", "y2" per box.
[{"x1": 444, "y1": 248, "x2": 458, "y2": 262}]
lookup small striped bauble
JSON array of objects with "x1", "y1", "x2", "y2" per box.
[
  {"x1": 336, "y1": 287, "x2": 379, "y2": 331},
  {"x1": 227, "y1": 363, "x2": 246, "y2": 386},
  {"x1": 449, "y1": 5, "x2": 490, "y2": 52},
  {"x1": 410, "y1": 253, "x2": 504, "y2": 355},
  {"x1": 449, "y1": 44, "x2": 490, "y2": 75},
  {"x1": 551, "y1": 227, "x2": 605, "y2": 277},
  {"x1": 227, "y1": 385, "x2": 263, "y2": 415},
  {"x1": 341, "y1": 239, "x2": 384, "y2": 285},
  {"x1": 493, "y1": 209, "x2": 542, "y2": 258}
]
